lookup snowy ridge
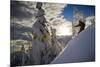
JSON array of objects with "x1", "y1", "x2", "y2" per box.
[{"x1": 51, "y1": 24, "x2": 95, "y2": 64}]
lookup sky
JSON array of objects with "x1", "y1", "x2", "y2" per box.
[
  {"x1": 11, "y1": 1, "x2": 73, "y2": 37},
  {"x1": 11, "y1": 1, "x2": 95, "y2": 36},
  {"x1": 62, "y1": 4, "x2": 95, "y2": 22}
]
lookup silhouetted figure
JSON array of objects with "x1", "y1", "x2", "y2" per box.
[{"x1": 75, "y1": 20, "x2": 85, "y2": 34}]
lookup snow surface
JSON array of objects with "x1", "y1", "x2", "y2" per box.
[{"x1": 51, "y1": 24, "x2": 95, "y2": 64}]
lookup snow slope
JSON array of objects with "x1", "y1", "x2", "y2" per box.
[{"x1": 51, "y1": 24, "x2": 95, "y2": 64}]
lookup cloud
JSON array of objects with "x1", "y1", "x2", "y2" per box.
[
  {"x1": 85, "y1": 16, "x2": 95, "y2": 28},
  {"x1": 73, "y1": 8, "x2": 85, "y2": 22},
  {"x1": 11, "y1": 1, "x2": 72, "y2": 30},
  {"x1": 11, "y1": 1, "x2": 36, "y2": 20}
]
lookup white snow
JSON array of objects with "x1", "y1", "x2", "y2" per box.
[{"x1": 51, "y1": 24, "x2": 95, "y2": 64}]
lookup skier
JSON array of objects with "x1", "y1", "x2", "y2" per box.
[{"x1": 74, "y1": 20, "x2": 86, "y2": 34}]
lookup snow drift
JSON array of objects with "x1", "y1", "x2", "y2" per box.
[{"x1": 51, "y1": 24, "x2": 95, "y2": 64}]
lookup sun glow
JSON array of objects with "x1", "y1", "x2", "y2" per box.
[{"x1": 56, "y1": 24, "x2": 72, "y2": 36}]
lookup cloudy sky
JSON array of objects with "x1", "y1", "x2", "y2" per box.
[
  {"x1": 11, "y1": 1, "x2": 72, "y2": 36},
  {"x1": 11, "y1": 1, "x2": 95, "y2": 36}
]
